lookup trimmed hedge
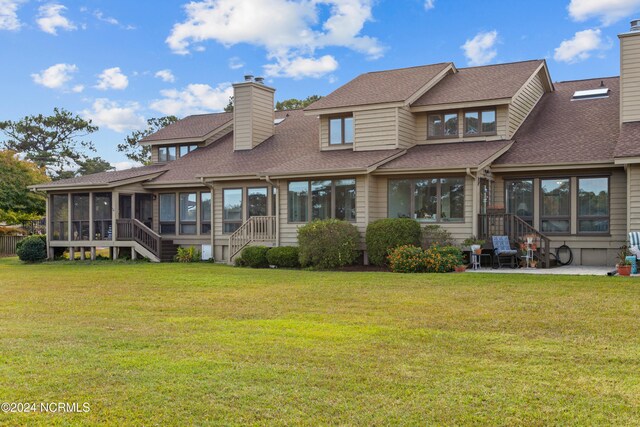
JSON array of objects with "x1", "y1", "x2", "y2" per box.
[
  {"x1": 16, "y1": 235, "x2": 46, "y2": 263},
  {"x1": 365, "y1": 218, "x2": 422, "y2": 266},
  {"x1": 266, "y1": 246, "x2": 300, "y2": 268},
  {"x1": 237, "y1": 245, "x2": 270, "y2": 268},
  {"x1": 387, "y1": 244, "x2": 464, "y2": 273},
  {"x1": 297, "y1": 219, "x2": 360, "y2": 269}
]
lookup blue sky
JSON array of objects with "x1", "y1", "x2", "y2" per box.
[{"x1": 1, "y1": 0, "x2": 638, "y2": 168}]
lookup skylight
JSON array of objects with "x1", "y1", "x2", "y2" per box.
[
  {"x1": 572, "y1": 88, "x2": 609, "y2": 101},
  {"x1": 274, "y1": 118, "x2": 286, "y2": 125}
]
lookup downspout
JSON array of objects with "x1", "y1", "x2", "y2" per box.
[
  {"x1": 263, "y1": 175, "x2": 279, "y2": 247},
  {"x1": 467, "y1": 167, "x2": 479, "y2": 237},
  {"x1": 201, "y1": 177, "x2": 216, "y2": 260}
]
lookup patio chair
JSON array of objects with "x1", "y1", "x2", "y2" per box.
[
  {"x1": 492, "y1": 235, "x2": 518, "y2": 269},
  {"x1": 629, "y1": 232, "x2": 640, "y2": 258}
]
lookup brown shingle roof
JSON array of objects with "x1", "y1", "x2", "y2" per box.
[
  {"x1": 411, "y1": 60, "x2": 545, "y2": 106},
  {"x1": 140, "y1": 112, "x2": 232, "y2": 142},
  {"x1": 305, "y1": 63, "x2": 452, "y2": 111},
  {"x1": 379, "y1": 140, "x2": 512, "y2": 170},
  {"x1": 495, "y1": 77, "x2": 619, "y2": 166},
  {"x1": 33, "y1": 164, "x2": 167, "y2": 189},
  {"x1": 614, "y1": 122, "x2": 640, "y2": 158}
]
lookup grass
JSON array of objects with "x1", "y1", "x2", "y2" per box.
[{"x1": 0, "y1": 257, "x2": 639, "y2": 425}]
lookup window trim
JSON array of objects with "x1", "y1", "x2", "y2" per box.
[
  {"x1": 504, "y1": 179, "x2": 534, "y2": 225},
  {"x1": 178, "y1": 192, "x2": 197, "y2": 235},
  {"x1": 246, "y1": 187, "x2": 269, "y2": 219},
  {"x1": 159, "y1": 193, "x2": 177, "y2": 235},
  {"x1": 287, "y1": 178, "x2": 357, "y2": 223},
  {"x1": 427, "y1": 110, "x2": 459, "y2": 139},
  {"x1": 463, "y1": 108, "x2": 497, "y2": 137},
  {"x1": 539, "y1": 177, "x2": 571, "y2": 235},
  {"x1": 328, "y1": 115, "x2": 354, "y2": 145},
  {"x1": 158, "y1": 144, "x2": 198, "y2": 163},
  {"x1": 222, "y1": 187, "x2": 243, "y2": 235},
  {"x1": 577, "y1": 176, "x2": 610, "y2": 235},
  {"x1": 386, "y1": 177, "x2": 466, "y2": 223}
]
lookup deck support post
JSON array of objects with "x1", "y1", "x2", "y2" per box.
[
  {"x1": 90, "y1": 247, "x2": 96, "y2": 261},
  {"x1": 69, "y1": 247, "x2": 75, "y2": 261},
  {"x1": 131, "y1": 248, "x2": 137, "y2": 260},
  {"x1": 80, "y1": 248, "x2": 85, "y2": 261}
]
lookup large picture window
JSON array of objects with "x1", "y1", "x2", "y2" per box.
[
  {"x1": 223, "y1": 189, "x2": 243, "y2": 233},
  {"x1": 578, "y1": 177, "x2": 609, "y2": 233},
  {"x1": 159, "y1": 193, "x2": 176, "y2": 234},
  {"x1": 179, "y1": 193, "x2": 197, "y2": 234},
  {"x1": 541, "y1": 178, "x2": 570, "y2": 233},
  {"x1": 505, "y1": 179, "x2": 534, "y2": 225},
  {"x1": 329, "y1": 116, "x2": 354, "y2": 145},
  {"x1": 388, "y1": 178, "x2": 465, "y2": 222},
  {"x1": 201, "y1": 192, "x2": 211, "y2": 234},
  {"x1": 51, "y1": 194, "x2": 68, "y2": 241},
  {"x1": 427, "y1": 112, "x2": 458, "y2": 138},
  {"x1": 288, "y1": 179, "x2": 356, "y2": 222}
]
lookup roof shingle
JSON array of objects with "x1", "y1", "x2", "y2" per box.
[{"x1": 140, "y1": 112, "x2": 232, "y2": 142}]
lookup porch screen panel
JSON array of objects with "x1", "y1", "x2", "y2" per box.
[
  {"x1": 71, "y1": 194, "x2": 90, "y2": 240},
  {"x1": 440, "y1": 178, "x2": 464, "y2": 222},
  {"x1": 541, "y1": 178, "x2": 570, "y2": 233},
  {"x1": 335, "y1": 179, "x2": 356, "y2": 222},
  {"x1": 247, "y1": 187, "x2": 268, "y2": 218},
  {"x1": 223, "y1": 189, "x2": 243, "y2": 233},
  {"x1": 51, "y1": 195, "x2": 68, "y2": 241},
  {"x1": 179, "y1": 193, "x2": 197, "y2": 234},
  {"x1": 288, "y1": 181, "x2": 308, "y2": 222},
  {"x1": 93, "y1": 193, "x2": 112, "y2": 240},
  {"x1": 578, "y1": 177, "x2": 609, "y2": 233},
  {"x1": 414, "y1": 179, "x2": 438, "y2": 222},
  {"x1": 159, "y1": 194, "x2": 176, "y2": 234},
  {"x1": 506, "y1": 180, "x2": 534, "y2": 224},
  {"x1": 388, "y1": 179, "x2": 411, "y2": 218},
  {"x1": 312, "y1": 180, "x2": 332, "y2": 220},
  {"x1": 201, "y1": 192, "x2": 211, "y2": 234}
]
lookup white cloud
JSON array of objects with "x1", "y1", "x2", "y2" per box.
[
  {"x1": 461, "y1": 30, "x2": 498, "y2": 66},
  {"x1": 568, "y1": 0, "x2": 640, "y2": 26},
  {"x1": 92, "y1": 9, "x2": 136, "y2": 30},
  {"x1": 0, "y1": 0, "x2": 22, "y2": 31},
  {"x1": 166, "y1": 0, "x2": 383, "y2": 79},
  {"x1": 149, "y1": 83, "x2": 233, "y2": 116},
  {"x1": 36, "y1": 3, "x2": 77, "y2": 35},
  {"x1": 228, "y1": 56, "x2": 245, "y2": 70},
  {"x1": 554, "y1": 28, "x2": 609, "y2": 63},
  {"x1": 424, "y1": 0, "x2": 435, "y2": 10},
  {"x1": 96, "y1": 67, "x2": 129, "y2": 90},
  {"x1": 114, "y1": 161, "x2": 141, "y2": 170},
  {"x1": 155, "y1": 69, "x2": 176, "y2": 83},
  {"x1": 264, "y1": 54, "x2": 338, "y2": 79},
  {"x1": 31, "y1": 63, "x2": 78, "y2": 89},
  {"x1": 81, "y1": 99, "x2": 146, "y2": 133},
  {"x1": 72, "y1": 84, "x2": 84, "y2": 93}
]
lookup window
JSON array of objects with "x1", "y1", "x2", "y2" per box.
[
  {"x1": 223, "y1": 189, "x2": 243, "y2": 233},
  {"x1": 179, "y1": 144, "x2": 198, "y2": 157},
  {"x1": 201, "y1": 192, "x2": 211, "y2": 234},
  {"x1": 329, "y1": 116, "x2": 354, "y2": 145},
  {"x1": 541, "y1": 178, "x2": 570, "y2": 233},
  {"x1": 71, "y1": 194, "x2": 90, "y2": 240},
  {"x1": 51, "y1": 195, "x2": 68, "y2": 241},
  {"x1": 179, "y1": 193, "x2": 197, "y2": 234},
  {"x1": 288, "y1": 179, "x2": 357, "y2": 222},
  {"x1": 427, "y1": 112, "x2": 458, "y2": 138},
  {"x1": 506, "y1": 180, "x2": 534, "y2": 225},
  {"x1": 247, "y1": 187, "x2": 268, "y2": 218},
  {"x1": 159, "y1": 193, "x2": 176, "y2": 234},
  {"x1": 464, "y1": 109, "x2": 496, "y2": 136},
  {"x1": 158, "y1": 146, "x2": 177, "y2": 162},
  {"x1": 578, "y1": 177, "x2": 609, "y2": 233},
  {"x1": 93, "y1": 193, "x2": 112, "y2": 240},
  {"x1": 387, "y1": 178, "x2": 465, "y2": 222}
]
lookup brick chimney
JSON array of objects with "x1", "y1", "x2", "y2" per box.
[
  {"x1": 619, "y1": 19, "x2": 640, "y2": 123},
  {"x1": 232, "y1": 76, "x2": 275, "y2": 150}
]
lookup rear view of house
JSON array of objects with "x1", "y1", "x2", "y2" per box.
[{"x1": 32, "y1": 22, "x2": 640, "y2": 266}]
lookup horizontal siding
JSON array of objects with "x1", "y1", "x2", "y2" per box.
[
  {"x1": 508, "y1": 71, "x2": 545, "y2": 137},
  {"x1": 415, "y1": 105, "x2": 509, "y2": 144},
  {"x1": 622, "y1": 36, "x2": 640, "y2": 123},
  {"x1": 151, "y1": 147, "x2": 158, "y2": 163},
  {"x1": 354, "y1": 107, "x2": 397, "y2": 150},
  {"x1": 629, "y1": 165, "x2": 640, "y2": 233},
  {"x1": 397, "y1": 107, "x2": 416, "y2": 149},
  {"x1": 251, "y1": 87, "x2": 274, "y2": 146},
  {"x1": 233, "y1": 86, "x2": 253, "y2": 150}
]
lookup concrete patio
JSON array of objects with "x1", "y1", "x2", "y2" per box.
[{"x1": 467, "y1": 265, "x2": 616, "y2": 276}]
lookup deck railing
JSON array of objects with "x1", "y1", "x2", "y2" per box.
[
  {"x1": 478, "y1": 213, "x2": 552, "y2": 268},
  {"x1": 116, "y1": 219, "x2": 161, "y2": 258},
  {"x1": 229, "y1": 216, "x2": 277, "y2": 260}
]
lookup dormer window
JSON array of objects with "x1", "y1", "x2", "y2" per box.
[
  {"x1": 329, "y1": 115, "x2": 354, "y2": 145},
  {"x1": 158, "y1": 146, "x2": 176, "y2": 162},
  {"x1": 428, "y1": 112, "x2": 458, "y2": 138},
  {"x1": 464, "y1": 109, "x2": 496, "y2": 136}
]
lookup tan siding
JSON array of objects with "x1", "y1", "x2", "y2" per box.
[
  {"x1": 319, "y1": 116, "x2": 330, "y2": 149},
  {"x1": 508, "y1": 71, "x2": 545, "y2": 137},
  {"x1": 621, "y1": 35, "x2": 640, "y2": 123},
  {"x1": 628, "y1": 165, "x2": 640, "y2": 232},
  {"x1": 397, "y1": 107, "x2": 416, "y2": 149},
  {"x1": 233, "y1": 86, "x2": 253, "y2": 150},
  {"x1": 354, "y1": 107, "x2": 397, "y2": 150},
  {"x1": 415, "y1": 105, "x2": 509, "y2": 144},
  {"x1": 251, "y1": 87, "x2": 275, "y2": 146},
  {"x1": 151, "y1": 147, "x2": 158, "y2": 163},
  {"x1": 368, "y1": 175, "x2": 386, "y2": 222}
]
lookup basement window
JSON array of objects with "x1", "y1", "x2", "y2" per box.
[{"x1": 572, "y1": 88, "x2": 609, "y2": 101}]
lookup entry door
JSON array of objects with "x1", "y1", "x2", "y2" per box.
[
  {"x1": 119, "y1": 194, "x2": 132, "y2": 219},
  {"x1": 135, "y1": 194, "x2": 153, "y2": 228}
]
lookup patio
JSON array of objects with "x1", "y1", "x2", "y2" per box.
[{"x1": 467, "y1": 265, "x2": 614, "y2": 276}]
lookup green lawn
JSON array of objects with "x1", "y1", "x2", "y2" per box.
[{"x1": 0, "y1": 257, "x2": 639, "y2": 426}]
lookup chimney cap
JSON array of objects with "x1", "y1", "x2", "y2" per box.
[
  {"x1": 244, "y1": 74, "x2": 254, "y2": 82},
  {"x1": 631, "y1": 19, "x2": 640, "y2": 31},
  {"x1": 255, "y1": 76, "x2": 265, "y2": 84}
]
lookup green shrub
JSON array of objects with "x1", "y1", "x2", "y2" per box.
[
  {"x1": 16, "y1": 235, "x2": 46, "y2": 263},
  {"x1": 424, "y1": 245, "x2": 464, "y2": 273},
  {"x1": 237, "y1": 245, "x2": 270, "y2": 268},
  {"x1": 174, "y1": 246, "x2": 201, "y2": 263},
  {"x1": 365, "y1": 218, "x2": 422, "y2": 266},
  {"x1": 387, "y1": 245, "x2": 427, "y2": 273},
  {"x1": 266, "y1": 246, "x2": 300, "y2": 268},
  {"x1": 422, "y1": 225, "x2": 455, "y2": 248},
  {"x1": 297, "y1": 219, "x2": 360, "y2": 269}
]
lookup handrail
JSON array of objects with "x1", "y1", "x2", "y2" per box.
[
  {"x1": 478, "y1": 213, "x2": 552, "y2": 268},
  {"x1": 229, "y1": 216, "x2": 277, "y2": 260},
  {"x1": 116, "y1": 218, "x2": 161, "y2": 259}
]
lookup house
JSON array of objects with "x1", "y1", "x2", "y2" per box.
[{"x1": 31, "y1": 21, "x2": 640, "y2": 266}]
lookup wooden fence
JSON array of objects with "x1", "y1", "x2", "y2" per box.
[{"x1": 0, "y1": 235, "x2": 25, "y2": 255}]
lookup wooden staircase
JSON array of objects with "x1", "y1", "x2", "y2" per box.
[
  {"x1": 478, "y1": 212, "x2": 553, "y2": 268},
  {"x1": 228, "y1": 215, "x2": 277, "y2": 263},
  {"x1": 160, "y1": 242, "x2": 179, "y2": 262},
  {"x1": 116, "y1": 219, "x2": 164, "y2": 262}
]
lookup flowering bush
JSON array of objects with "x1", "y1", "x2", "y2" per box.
[
  {"x1": 424, "y1": 245, "x2": 464, "y2": 273},
  {"x1": 387, "y1": 245, "x2": 427, "y2": 273}
]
